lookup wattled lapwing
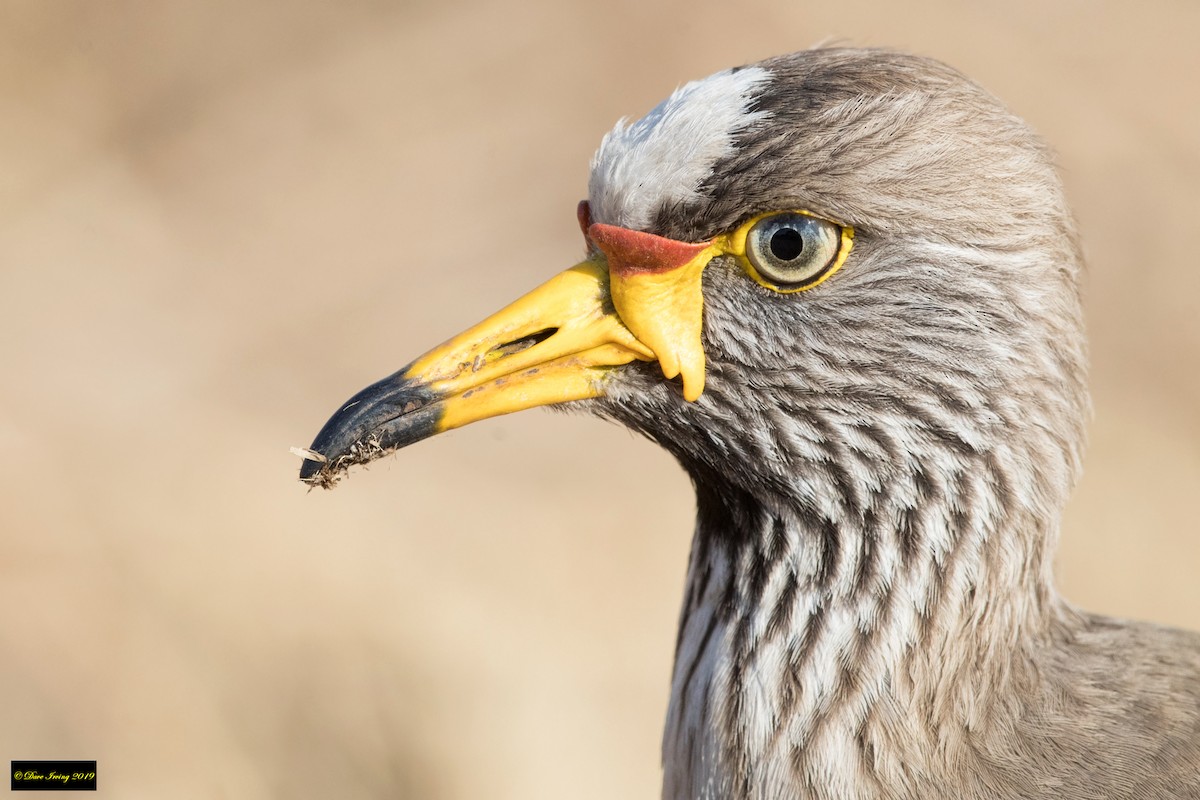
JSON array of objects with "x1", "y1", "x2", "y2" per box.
[{"x1": 299, "y1": 48, "x2": 1200, "y2": 800}]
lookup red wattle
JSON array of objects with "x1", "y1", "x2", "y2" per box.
[{"x1": 587, "y1": 222, "x2": 709, "y2": 277}]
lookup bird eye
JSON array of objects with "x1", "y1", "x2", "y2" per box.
[{"x1": 744, "y1": 212, "x2": 845, "y2": 291}]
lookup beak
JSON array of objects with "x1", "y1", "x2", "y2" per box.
[{"x1": 298, "y1": 205, "x2": 717, "y2": 488}]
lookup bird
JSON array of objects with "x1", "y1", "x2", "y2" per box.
[{"x1": 298, "y1": 48, "x2": 1200, "y2": 800}]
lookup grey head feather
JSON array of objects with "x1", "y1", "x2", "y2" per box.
[{"x1": 578, "y1": 47, "x2": 1200, "y2": 800}]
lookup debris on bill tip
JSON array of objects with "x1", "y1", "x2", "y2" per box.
[{"x1": 294, "y1": 436, "x2": 392, "y2": 490}]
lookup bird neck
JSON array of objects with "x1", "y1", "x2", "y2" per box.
[{"x1": 661, "y1": 471, "x2": 1066, "y2": 799}]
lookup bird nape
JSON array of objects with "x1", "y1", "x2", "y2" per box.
[{"x1": 298, "y1": 48, "x2": 1200, "y2": 800}]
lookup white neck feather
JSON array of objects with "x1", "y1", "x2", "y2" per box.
[{"x1": 662, "y1": 488, "x2": 1060, "y2": 800}]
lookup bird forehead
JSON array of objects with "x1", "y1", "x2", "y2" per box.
[{"x1": 587, "y1": 66, "x2": 771, "y2": 233}]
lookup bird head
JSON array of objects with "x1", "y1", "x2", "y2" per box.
[{"x1": 299, "y1": 48, "x2": 1087, "y2": 527}]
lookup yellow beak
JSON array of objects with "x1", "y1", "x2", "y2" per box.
[
  {"x1": 403, "y1": 259, "x2": 655, "y2": 432},
  {"x1": 298, "y1": 234, "x2": 713, "y2": 487}
]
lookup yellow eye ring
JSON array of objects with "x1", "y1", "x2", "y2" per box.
[{"x1": 714, "y1": 210, "x2": 854, "y2": 293}]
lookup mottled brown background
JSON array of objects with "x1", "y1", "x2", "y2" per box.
[{"x1": 1, "y1": 1, "x2": 1197, "y2": 797}]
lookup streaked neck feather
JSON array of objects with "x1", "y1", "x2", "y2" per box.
[{"x1": 662, "y1": 473, "x2": 1063, "y2": 800}]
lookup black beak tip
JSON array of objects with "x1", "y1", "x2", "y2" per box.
[
  {"x1": 298, "y1": 455, "x2": 325, "y2": 482},
  {"x1": 296, "y1": 370, "x2": 443, "y2": 489}
]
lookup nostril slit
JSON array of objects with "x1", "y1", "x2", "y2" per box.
[{"x1": 489, "y1": 328, "x2": 558, "y2": 360}]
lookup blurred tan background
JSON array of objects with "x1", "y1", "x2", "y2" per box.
[{"x1": 0, "y1": 1, "x2": 1197, "y2": 797}]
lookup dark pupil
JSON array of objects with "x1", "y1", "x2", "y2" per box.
[{"x1": 769, "y1": 227, "x2": 804, "y2": 261}]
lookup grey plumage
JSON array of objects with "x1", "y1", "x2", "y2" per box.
[{"x1": 301, "y1": 48, "x2": 1200, "y2": 799}]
